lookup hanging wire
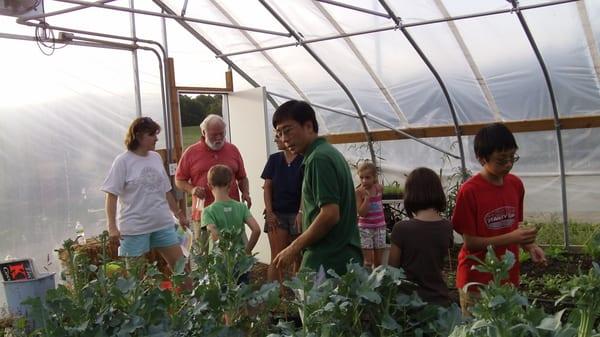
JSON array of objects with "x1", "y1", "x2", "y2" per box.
[{"x1": 34, "y1": 21, "x2": 69, "y2": 56}]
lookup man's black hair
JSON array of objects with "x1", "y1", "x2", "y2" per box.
[
  {"x1": 474, "y1": 123, "x2": 518, "y2": 161},
  {"x1": 272, "y1": 100, "x2": 319, "y2": 133}
]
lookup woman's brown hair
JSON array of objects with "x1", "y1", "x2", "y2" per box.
[
  {"x1": 403, "y1": 167, "x2": 447, "y2": 218},
  {"x1": 124, "y1": 117, "x2": 161, "y2": 151}
]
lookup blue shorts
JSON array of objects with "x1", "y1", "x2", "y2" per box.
[{"x1": 119, "y1": 226, "x2": 179, "y2": 257}]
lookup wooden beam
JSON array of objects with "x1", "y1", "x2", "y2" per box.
[
  {"x1": 176, "y1": 86, "x2": 232, "y2": 94},
  {"x1": 176, "y1": 69, "x2": 235, "y2": 94},
  {"x1": 166, "y1": 58, "x2": 184, "y2": 163},
  {"x1": 225, "y1": 69, "x2": 233, "y2": 91},
  {"x1": 325, "y1": 115, "x2": 600, "y2": 144},
  {"x1": 165, "y1": 59, "x2": 188, "y2": 214}
]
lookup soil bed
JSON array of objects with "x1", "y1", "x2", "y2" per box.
[{"x1": 444, "y1": 244, "x2": 595, "y2": 313}]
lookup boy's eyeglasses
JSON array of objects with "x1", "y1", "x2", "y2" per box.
[{"x1": 494, "y1": 155, "x2": 520, "y2": 166}]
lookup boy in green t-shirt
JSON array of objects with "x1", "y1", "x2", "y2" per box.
[{"x1": 201, "y1": 164, "x2": 261, "y2": 255}]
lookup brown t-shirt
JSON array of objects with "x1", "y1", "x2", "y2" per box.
[{"x1": 391, "y1": 218, "x2": 453, "y2": 306}]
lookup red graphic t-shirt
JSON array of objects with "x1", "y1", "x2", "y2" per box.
[{"x1": 452, "y1": 173, "x2": 524, "y2": 292}]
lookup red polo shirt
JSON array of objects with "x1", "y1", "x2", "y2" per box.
[{"x1": 175, "y1": 140, "x2": 247, "y2": 220}]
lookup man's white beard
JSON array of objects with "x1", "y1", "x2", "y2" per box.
[{"x1": 206, "y1": 138, "x2": 225, "y2": 151}]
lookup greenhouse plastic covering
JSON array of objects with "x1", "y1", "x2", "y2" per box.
[{"x1": 1, "y1": 0, "x2": 600, "y2": 305}]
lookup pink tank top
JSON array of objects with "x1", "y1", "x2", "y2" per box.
[{"x1": 358, "y1": 190, "x2": 386, "y2": 229}]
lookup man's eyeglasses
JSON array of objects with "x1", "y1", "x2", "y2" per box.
[
  {"x1": 493, "y1": 155, "x2": 520, "y2": 166},
  {"x1": 275, "y1": 125, "x2": 296, "y2": 138}
]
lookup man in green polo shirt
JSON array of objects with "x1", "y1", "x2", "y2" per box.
[{"x1": 271, "y1": 100, "x2": 363, "y2": 275}]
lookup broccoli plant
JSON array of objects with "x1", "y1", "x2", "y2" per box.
[{"x1": 557, "y1": 262, "x2": 600, "y2": 337}]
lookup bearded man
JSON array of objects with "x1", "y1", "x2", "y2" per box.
[{"x1": 175, "y1": 114, "x2": 251, "y2": 247}]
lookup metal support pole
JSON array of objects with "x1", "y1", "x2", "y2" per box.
[
  {"x1": 510, "y1": 0, "x2": 570, "y2": 247},
  {"x1": 315, "y1": 0, "x2": 390, "y2": 18},
  {"x1": 151, "y1": 0, "x2": 281, "y2": 110},
  {"x1": 16, "y1": 20, "x2": 174, "y2": 164},
  {"x1": 54, "y1": 0, "x2": 290, "y2": 37},
  {"x1": 20, "y1": 0, "x2": 115, "y2": 21},
  {"x1": 129, "y1": 0, "x2": 142, "y2": 117},
  {"x1": 215, "y1": 0, "x2": 578, "y2": 59},
  {"x1": 259, "y1": 0, "x2": 378, "y2": 165},
  {"x1": 379, "y1": 0, "x2": 467, "y2": 178},
  {"x1": 161, "y1": 12, "x2": 169, "y2": 56},
  {"x1": 267, "y1": 92, "x2": 459, "y2": 158}
]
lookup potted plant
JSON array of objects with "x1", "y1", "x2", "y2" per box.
[{"x1": 382, "y1": 181, "x2": 404, "y2": 200}]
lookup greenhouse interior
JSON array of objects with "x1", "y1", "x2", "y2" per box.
[{"x1": 1, "y1": 0, "x2": 600, "y2": 336}]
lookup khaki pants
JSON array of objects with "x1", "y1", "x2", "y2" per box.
[{"x1": 458, "y1": 288, "x2": 480, "y2": 317}]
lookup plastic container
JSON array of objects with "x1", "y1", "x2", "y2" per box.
[
  {"x1": 75, "y1": 221, "x2": 86, "y2": 244},
  {"x1": 3, "y1": 272, "x2": 56, "y2": 327}
]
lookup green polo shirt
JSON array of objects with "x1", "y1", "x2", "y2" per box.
[{"x1": 300, "y1": 137, "x2": 363, "y2": 275}]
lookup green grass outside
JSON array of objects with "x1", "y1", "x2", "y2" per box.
[{"x1": 182, "y1": 125, "x2": 201, "y2": 150}]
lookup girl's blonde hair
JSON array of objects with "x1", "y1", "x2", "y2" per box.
[{"x1": 357, "y1": 161, "x2": 378, "y2": 176}]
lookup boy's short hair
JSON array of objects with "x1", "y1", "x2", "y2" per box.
[
  {"x1": 357, "y1": 161, "x2": 377, "y2": 176},
  {"x1": 403, "y1": 167, "x2": 447, "y2": 218},
  {"x1": 272, "y1": 100, "x2": 319, "y2": 133},
  {"x1": 474, "y1": 123, "x2": 518, "y2": 161},
  {"x1": 208, "y1": 164, "x2": 233, "y2": 187}
]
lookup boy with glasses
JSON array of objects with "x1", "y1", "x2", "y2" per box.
[{"x1": 452, "y1": 123, "x2": 546, "y2": 316}]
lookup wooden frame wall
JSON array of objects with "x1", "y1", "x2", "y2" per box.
[
  {"x1": 325, "y1": 115, "x2": 600, "y2": 144},
  {"x1": 163, "y1": 58, "x2": 234, "y2": 211}
]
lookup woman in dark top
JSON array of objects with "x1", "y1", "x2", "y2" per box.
[
  {"x1": 389, "y1": 167, "x2": 453, "y2": 306},
  {"x1": 261, "y1": 133, "x2": 303, "y2": 283}
]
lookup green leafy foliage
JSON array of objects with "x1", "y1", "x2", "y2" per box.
[
  {"x1": 532, "y1": 217, "x2": 599, "y2": 246},
  {"x1": 382, "y1": 182, "x2": 404, "y2": 199},
  {"x1": 177, "y1": 226, "x2": 281, "y2": 336},
  {"x1": 25, "y1": 233, "x2": 175, "y2": 336},
  {"x1": 583, "y1": 230, "x2": 600, "y2": 260},
  {"x1": 451, "y1": 246, "x2": 575, "y2": 337},
  {"x1": 557, "y1": 262, "x2": 600, "y2": 337},
  {"x1": 179, "y1": 94, "x2": 222, "y2": 127},
  {"x1": 10, "y1": 236, "x2": 600, "y2": 337}
]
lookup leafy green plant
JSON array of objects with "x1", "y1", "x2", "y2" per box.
[
  {"x1": 24, "y1": 231, "x2": 181, "y2": 337},
  {"x1": 439, "y1": 150, "x2": 471, "y2": 219},
  {"x1": 557, "y1": 262, "x2": 600, "y2": 337},
  {"x1": 16, "y1": 229, "x2": 600, "y2": 336},
  {"x1": 583, "y1": 230, "x2": 600, "y2": 260},
  {"x1": 383, "y1": 181, "x2": 404, "y2": 199},
  {"x1": 522, "y1": 273, "x2": 570, "y2": 299},
  {"x1": 532, "y1": 216, "x2": 599, "y2": 246},
  {"x1": 175, "y1": 227, "x2": 280, "y2": 336},
  {"x1": 454, "y1": 247, "x2": 555, "y2": 337},
  {"x1": 269, "y1": 263, "x2": 461, "y2": 337}
]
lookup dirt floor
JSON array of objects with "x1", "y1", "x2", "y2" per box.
[
  {"x1": 445, "y1": 244, "x2": 595, "y2": 312},
  {"x1": 250, "y1": 262, "x2": 269, "y2": 288}
]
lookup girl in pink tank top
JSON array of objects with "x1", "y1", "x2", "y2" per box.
[{"x1": 355, "y1": 162, "x2": 387, "y2": 269}]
